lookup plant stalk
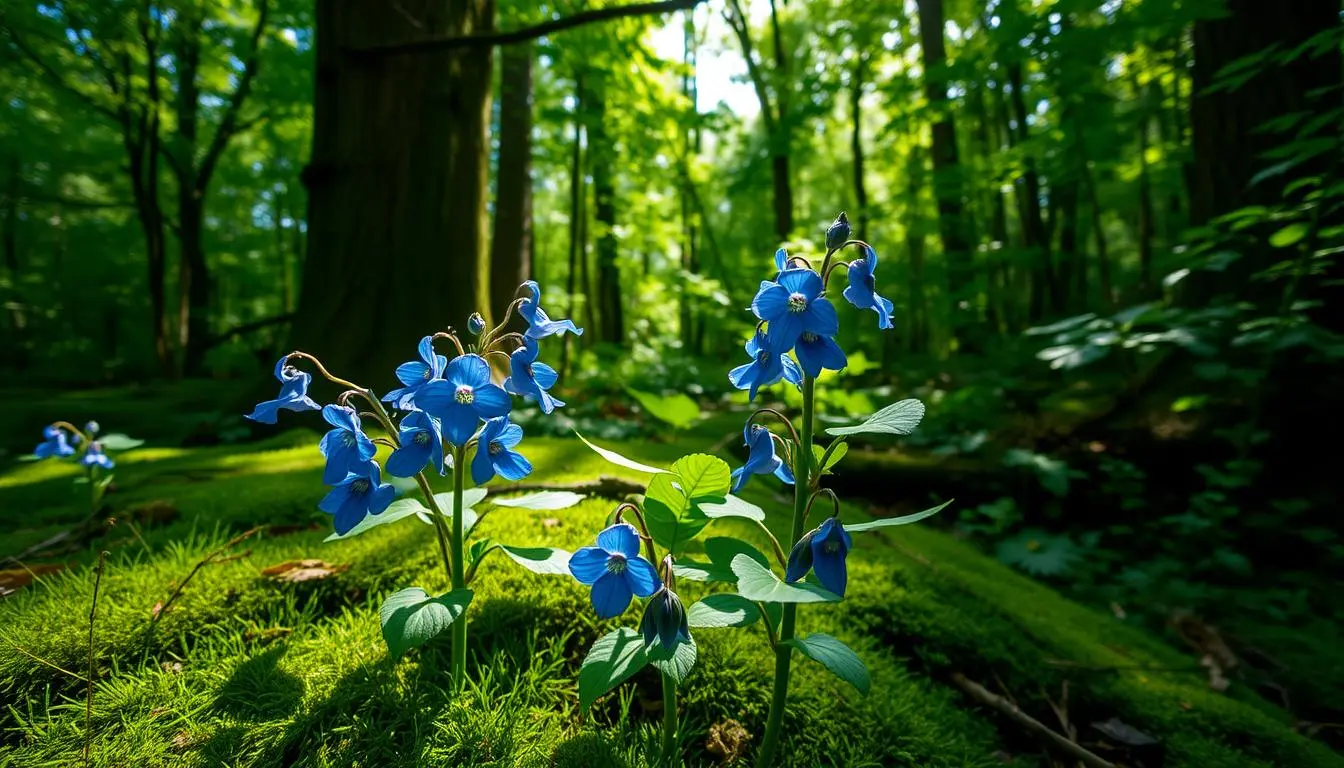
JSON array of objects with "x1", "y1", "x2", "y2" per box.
[
  {"x1": 661, "y1": 669, "x2": 679, "y2": 766},
  {"x1": 450, "y1": 445, "x2": 468, "y2": 686}
]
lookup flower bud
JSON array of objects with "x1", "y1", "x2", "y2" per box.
[
  {"x1": 84, "y1": 420, "x2": 100, "y2": 437},
  {"x1": 784, "y1": 528, "x2": 817, "y2": 583},
  {"x1": 825, "y1": 212, "x2": 851, "y2": 251},
  {"x1": 467, "y1": 313, "x2": 487, "y2": 336},
  {"x1": 640, "y1": 588, "x2": 691, "y2": 652}
]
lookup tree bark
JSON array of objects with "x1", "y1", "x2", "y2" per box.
[
  {"x1": 489, "y1": 43, "x2": 534, "y2": 326},
  {"x1": 561, "y1": 71, "x2": 585, "y2": 376},
  {"x1": 850, "y1": 56, "x2": 870, "y2": 242},
  {"x1": 679, "y1": 10, "x2": 700, "y2": 354},
  {"x1": 1004, "y1": 60, "x2": 1056, "y2": 320},
  {"x1": 725, "y1": 0, "x2": 792, "y2": 241},
  {"x1": 589, "y1": 72, "x2": 623, "y2": 344},
  {"x1": 294, "y1": 0, "x2": 495, "y2": 389},
  {"x1": 905, "y1": 145, "x2": 929, "y2": 354}
]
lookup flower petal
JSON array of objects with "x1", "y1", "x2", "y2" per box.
[
  {"x1": 385, "y1": 441, "x2": 430, "y2": 478},
  {"x1": 492, "y1": 448, "x2": 532, "y2": 481},
  {"x1": 751, "y1": 282, "x2": 790, "y2": 321},
  {"x1": 624, "y1": 556, "x2": 662, "y2": 598},
  {"x1": 447, "y1": 354, "x2": 492, "y2": 389},
  {"x1": 472, "y1": 384, "x2": 513, "y2": 419},
  {"x1": 322, "y1": 404, "x2": 359, "y2": 432},
  {"x1": 569, "y1": 546, "x2": 611, "y2": 585},
  {"x1": 441, "y1": 403, "x2": 481, "y2": 446},
  {"x1": 591, "y1": 571, "x2": 634, "y2": 618},
  {"x1": 778, "y1": 267, "x2": 822, "y2": 298},
  {"x1": 597, "y1": 522, "x2": 641, "y2": 558},
  {"x1": 804, "y1": 297, "x2": 840, "y2": 337},
  {"x1": 471, "y1": 444, "x2": 496, "y2": 485}
]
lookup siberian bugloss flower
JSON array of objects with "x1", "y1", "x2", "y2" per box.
[
  {"x1": 519, "y1": 280, "x2": 583, "y2": 340},
  {"x1": 383, "y1": 336, "x2": 448, "y2": 411},
  {"x1": 784, "y1": 517, "x2": 852, "y2": 597},
  {"x1": 471, "y1": 417, "x2": 532, "y2": 484},
  {"x1": 386, "y1": 410, "x2": 446, "y2": 478},
  {"x1": 34, "y1": 426, "x2": 75, "y2": 459},
  {"x1": 247, "y1": 357, "x2": 322, "y2": 424},
  {"x1": 752, "y1": 268, "x2": 839, "y2": 355},
  {"x1": 843, "y1": 244, "x2": 895, "y2": 330},
  {"x1": 80, "y1": 442, "x2": 114, "y2": 470},
  {"x1": 318, "y1": 405, "x2": 377, "y2": 485},
  {"x1": 729, "y1": 329, "x2": 802, "y2": 402},
  {"x1": 568, "y1": 523, "x2": 661, "y2": 618},
  {"x1": 319, "y1": 463, "x2": 395, "y2": 535},
  {"x1": 640, "y1": 589, "x2": 691, "y2": 652},
  {"x1": 418, "y1": 354, "x2": 512, "y2": 446},
  {"x1": 731, "y1": 423, "x2": 794, "y2": 493},
  {"x1": 825, "y1": 212, "x2": 851, "y2": 251},
  {"x1": 505, "y1": 338, "x2": 565, "y2": 414}
]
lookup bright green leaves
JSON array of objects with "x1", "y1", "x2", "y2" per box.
[
  {"x1": 97, "y1": 433, "x2": 145, "y2": 451},
  {"x1": 843, "y1": 500, "x2": 953, "y2": 534},
  {"x1": 626, "y1": 387, "x2": 702, "y2": 430},
  {"x1": 324, "y1": 497, "x2": 431, "y2": 542},
  {"x1": 673, "y1": 537, "x2": 769, "y2": 584},
  {"x1": 700, "y1": 494, "x2": 765, "y2": 522},
  {"x1": 498, "y1": 545, "x2": 571, "y2": 575},
  {"x1": 782, "y1": 633, "x2": 870, "y2": 694},
  {"x1": 578, "y1": 627, "x2": 698, "y2": 709},
  {"x1": 380, "y1": 587, "x2": 473, "y2": 659},
  {"x1": 1269, "y1": 221, "x2": 1310, "y2": 248},
  {"x1": 825, "y1": 399, "x2": 925, "y2": 437},
  {"x1": 643, "y1": 454, "x2": 732, "y2": 557},
  {"x1": 490, "y1": 491, "x2": 585, "y2": 510},
  {"x1": 576, "y1": 431, "x2": 667, "y2": 474},
  {"x1": 649, "y1": 637, "x2": 697, "y2": 684},
  {"x1": 812, "y1": 441, "x2": 849, "y2": 474},
  {"x1": 687, "y1": 593, "x2": 760, "y2": 628},
  {"x1": 731, "y1": 554, "x2": 839, "y2": 604}
]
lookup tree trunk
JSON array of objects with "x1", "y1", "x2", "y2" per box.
[
  {"x1": 850, "y1": 56, "x2": 870, "y2": 242},
  {"x1": 589, "y1": 73, "x2": 622, "y2": 344},
  {"x1": 1005, "y1": 60, "x2": 1056, "y2": 319},
  {"x1": 561, "y1": 72, "x2": 585, "y2": 376},
  {"x1": 905, "y1": 146, "x2": 929, "y2": 354},
  {"x1": 767, "y1": 0, "x2": 792, "y2": 241},
  {"x1": 679, "y1": 10, "x2": 700, "y2": 355},
  {"x1": 1081, "y1": 153, "x2": 1112, "y2": 308},
  {"x1": 489, "y1": 43, "x2": 534, "y2": 326},
  {"x1": 2, "y1": 156, "x2": 23, "y2": 339},
  {"x1": 1135, "y1": 82, "x2": 1155, "y2": 298},
  {"x1": 294, "y1": 0, "x2": 495, "y2": 388}
]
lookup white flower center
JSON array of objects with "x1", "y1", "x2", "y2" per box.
[{"x1": 787, "y1": 293, "x2": 808, "y2": 313}]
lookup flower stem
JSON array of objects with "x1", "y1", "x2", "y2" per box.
[
  {"x1": 450, "y1": 445, "x2": 468, "y2": 687},
  {"x1": 756, "y1": 374, "x2": 814, "y2": 767},
  {"x1": 415, "y1": 473, "x2": 454, "y2": 586},
  {"x1": 660, "y1": 669, "x2": 679, "y2": 766}
]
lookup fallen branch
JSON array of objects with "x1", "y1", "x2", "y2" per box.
[
  {"x1": 85, "y1": 551, "x2": 108, "y2": 767},
  {"x1": 9, "y1": 643, "x2": 88, "y2": 682},
  {"x1": 149, "y1": 527, "x2": 262, "y2": 628},
  {"x1": 950, "y1": 672, "x2": 1116, "y2": 768}
]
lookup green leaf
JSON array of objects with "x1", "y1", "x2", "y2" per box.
[
  {"x1": 380, "y1": 587, "x2": 473, "y2": 659},
  {"x1": 700, "y1": 494, "x2": 765, "y2": 522},
  {"x1": 705, "y1": 537, "x2": 770, "y2": 572},
  {"x1": 1269, "y1": 222, "x2": 1310, "y2": 248},
  {"x1": 498, "y1": 545, "x2": 571, "y2": 575},
  {"x1": 649, "y1": 637, "x2": 697, "y2": 684},
  {"x1": 687, "y1": 593, "x2": 760, "y2": 628},
  {"x1": 325, "y1": 497, "x2": 428, "y2": 542},
  {"x1": 489, "y1": 491, "x2": 585, "y2": 510},
  {"x1": 578, "y1": 627, "x2": 650, "y2": 711},
  {"x1": 812, "y1": 442, "x2": 848, "y2": 474},
  {"x1": 97, "y1": 433, "x2": 144, "y2": 451},
  {"x1": 643, "y1": 454, "x2": 731, "y2": 556},
  {"x1": 825, "y1": 399, "x2": 925, "y2": 438},
  {"x1": 731, "y1": 554, "x2": 839, "y2": 604},
  {"x1": 626, "y1": 387, "x2": 702, "y2": 430},
  {"x1": 575, "y1": 431, "x2": 667, "y2": 474},
  {"x1": 843, "y1": 500, "x2": 952, "y2": 534},
  {"x1": 672, "y1": 560, "x2": 733, "y2": 583},
  {"x1": 782, "y1": 633, "x2": 870, "y2": 694}
]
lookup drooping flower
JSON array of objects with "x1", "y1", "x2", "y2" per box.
[
  {"x1": 794, "y1": 331, "x2": 847, "y2": 378},
  {"x1": 471, "y1": 417, "x2": 533, "y2": 485},
  {"x1": 417, "y1": 354, "x2": 512, "y2": 446},
  {"x1": 640, "y1": 589, "x2": 691, "y2": 652},
  {"x1": 842, "y1": 244, "x2": 895, "y2": 330},
  {"x1": 34, "y1": 426, "x2": 75, "y2": 459},
  {"x1": 729, "y1": 329, "x2": 803, "y2": 401},
  {"x1": 318, "y1": 405, "x2": 377, "y2": 485},
  {"x1": 385, "y1": 410, "x2": 446, "y2": 478},
  {"x1": 784, "y1": 517, "x2": 852, "y2": 597},
  {"x1": 467, "y1": 312, "x2": 487, "y2": 336},
  {"x1": 519, "y1": 281, "x2": 583, "y2": 340},
  {"x1": 568, "y1": 523, "x2": 661, "y2": 618},
  {"x1": 80, "y1": 442, "x2": 115, "y2": 470},
  {"x1": 505, "y1": 338, "x2": 565, "y2": 414},
  {"x1": 319, "y1": 462, "x2": 396, "y2": 535},
  {"x1": 825, "y1": 212, "x2": 851, "y2": 251},
  {"x1": 731, "y1": 423, "x2": 795, "y2": 493},
  {"x1": 382, "y1": 336, "x2": 448, "y2": 411},
  {"x1": 751, "y1": 267, "x2": 839, "y2": 355},
  {"x1": 246, "y1": 356, "x2": 322, "y2": 424}
]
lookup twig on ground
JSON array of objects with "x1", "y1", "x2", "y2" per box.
[
  {"x1": 85, "y1": 551, "x2": 107, "y2": 768},
  {"x1": 950, "y1": 672, "x2": 1115, "y2": 768},
  {"x1": 8, "y1": 643, "x2": 88, "y2": 681},
  {"x1": 150, "y1": 527, "x2": 262, "y2": 628}
]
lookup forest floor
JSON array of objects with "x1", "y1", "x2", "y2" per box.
[{"x1": 0, "y1": 402, "x2": 1339, "y2": 767}]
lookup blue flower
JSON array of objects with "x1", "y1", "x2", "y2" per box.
[
  {"x1": 385, "y1": 410, "x2": 446, "y2": 478},
  {"x1": 751, "y1": 268, "x2": 839, "y2": 355},
  {"x1": 784, "y1": 517, "x2": 852, "y2": 597},
  {"x1": 640, "y1": 589, "x2": 691, "y2": 652},
  {"x1": 825, "y1": 212, "x2": 851, "y2": 251},
  {"x1": 842, "y1": 244, "x2": 895, "y2": 330},
  {"x1": 568, "y1": 523, "x2": 661, "y2": 618},
  {"x1": 505, "y1": 338, "x2": 565, "y2": 414},
  {"x1": 728, "y1": 329, "x2": 802, "y2": 401},
  {"x1": 382, "y1": 336, "x2": 448, "y2": 410},
  {"x1": 519, "y1": 281, "x2": 583, "y2": 340},
  {"x1": 319, "y1": 462, "x2": 396, "y2": 535},
  {"x1": 318, "y1": 405, "x2": 377, "y2": 485},
  {"x1": 247, "y1": 357, "x2": 322, "y2": 424},
  {"x1": 794, "y1": 332, "x2": 847, "y2": 378},
  {"x1": 417, "y1": 354, "x2": 513, "y2": 446},
  {"x1": 467, "y1": 312, "x2": 487, "y2": 336},
  {"x1": 471, "y1": 417, "x2": 533, "y2": 485},
  {"x1": 731, "y1": 423, "x2": 794, "y2": 493},
  {"x1": 84, "y1": 421, "x2": 100, "y2": 437},
  {"x1": 34, "y1": 426, "x2": 75, "y2": 459},
  {"x1": 80, "y1": 442, "x2": 114, "y2": 470}
]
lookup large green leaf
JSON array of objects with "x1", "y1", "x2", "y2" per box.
[
  {"x1": 811, "y1": 442, "x2": 849, "y2": 474},
  {"x1": 626, "y1": 387, "x2": 702, "y2": 430},
  {"x1": 643, "y1": 454, "x2": 731, "y2": 556},
  {"x1": 687, "y1": 593, "x2": 759, "y2": 628},
  {"x1": 672, "y1": 560, "x2": 733, "y2": 583},
  {"x1": 649, "y1": 637, "x2": 697, "y2": 684},
  {"x1": 1269, "y1": 221, "x2": 1310, "y2": 248},
  {"x1": 843, "y1": 500, "x2": 952, "y2": 534},
  {"x1": 490, "y1": 491, "x2": 585, "y2": 510},
  {"x1": 825, "y1": 399, "x2": 925, "y2": 438},
  {"x1": 700, "y1": 494, "x2": 765, "y2": 522},
  {"x1": 578, "y1": 627, "x2": 650, "y2": 711},
  {"x1": 782, "y1": 633, "x2": 870, "y2": 694},
  {"x1": 380, "y1": 587, "x2": 473, "y2": 659},
  {"x1": 731, "y1": 554, "x2": 839, "y2": 604},
  {"x1": 575, "y1": 432, "x2": 667, "y2": 474},
  {"x1": 324, "y1": 497, "x2": 427, "y2": 542},
  {"x1": 97, "y1": 433, "x2": 145, "y2": 451},
  {"x1": 499, "y1": 545, "x2": 571, "y2": 575},
  {"x1": 705, "y1": 537, "x2": 770, "y2": 572}
]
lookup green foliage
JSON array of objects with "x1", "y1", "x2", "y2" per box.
[
  {"x1": 641, "y1": 453, "x2": 730, "y2": 556},
  {"x1": 624, "y1": 387, "x2": 701, "y2": 430},
  {"x1": 379, "y1": 587, "x2": 473, "y2": 659},
  {"x1": 825, "y1": 399, "x2": 926, "y2": 437},
  {"x1": 782, "y1": 633, "x2": 871, "y2": 694},
  {"x1": 732, "y1": 554, "x2": 840, "y2": 604}
]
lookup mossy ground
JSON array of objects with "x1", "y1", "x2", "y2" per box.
[{"x1": 0, "y1": 422, "x2": 1337, "y2": 767}]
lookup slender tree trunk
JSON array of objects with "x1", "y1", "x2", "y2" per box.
[
  {"x1": 905, "y1": 146, "x2": 929, "y2": 354},
  {"x1": 679, "y1": 10, "x2": 700, "y2": 354},
  {"x1": 294, "y1": 0, "x2": 495, "y2": 387},
  {"x1": 489, "y1": 43, "x2": 533, "y2": 325},
  {"x1": 767, "y1": 0, "x2": 792, "y2": 241},
  {"x1": 1005, "y1": 60, "x2": 1056, "y2": 319},
  {"x1": 589, "y1": 72, "x2": 622, "y2": 344},
  {"x1": 850, "y1": 56, "x2": 870, "y2": 242},
  {"x1": 561, "y1": 72, "x2": 585, "y2": 376},
  {"x1": 1082, "y1": 154, "x2": 1112, "y2": 308},
  {"x1": 1135, "y1": 82, "x2": 1155, "y2": 297}
]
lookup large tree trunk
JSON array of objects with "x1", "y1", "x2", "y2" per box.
[
  {"x1": 172, "y1": 12, "x2": 213, "y2": 376},
  {"x1": 488, "y1": 43, "x2": 533, "y2": 325},
  {"x1": 294, "y1": 0, "x2": 495, "y2": 389},
  {"x1": 589, "y1": 73, "x2": 622, "y2": 344},
  {"x1": 850, "y1": 56, "x2": 869, "y2": 242},
  {"x1": 1004, "y1": 60, "x2": 1056, "y2": 320}
]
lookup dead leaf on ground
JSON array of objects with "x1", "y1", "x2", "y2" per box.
[
  {"x1": 161, "y1": 661, "x2": 183, "y2": 674},
  {"x1": 1091, "y1": 717, "x2": 1164, "y2": 765},
  {"x1": 0, "y1": 564, "x2": 66, "y2": 597},
  {"x1": 541, "y1": 518, "x2": 562, "y2": 530},
  {"x1": 171, "y1": 730, "x2": 203, "y2": 751},
  {"x1": 260, "y1": 559, "x2": 349, "y2": 583},
  {"x1": 1171, "y1": 610, "x2": 1238, "y2": 692},
  {"x1": 705, "y1": 719, "x2": 751, "y2": 764}
]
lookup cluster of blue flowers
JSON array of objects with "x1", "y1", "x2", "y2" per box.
[
  {"x1": 34, "y1": 421, "x2": 114, "y2": 470},
  {"x1": 246, "y1": 281, "x2": 581, "y2": 535}
]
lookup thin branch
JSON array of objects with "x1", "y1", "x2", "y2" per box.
[
  {"x1": 197, "y1": 0, "x2": 271, "y2": 190},
  {"x1": 202, "y1": 312, "x2": 295, "y2": 350},
  {"x1": 950, "y1": 672, "x2": 1116, "y2": 768},
  {"x1": 349, "y1": 0, "x2": 704, "y2": 57},
  {"x1": 722, "y1": 0, "x2": 776, "y2": 132},
  {"x1": 7, "y1": 31, "x2": 118, "y2": 120}
]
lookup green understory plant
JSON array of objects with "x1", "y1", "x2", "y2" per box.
[{"x1": 31, "y1": 420, "x2": 144, "y2": 519}]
